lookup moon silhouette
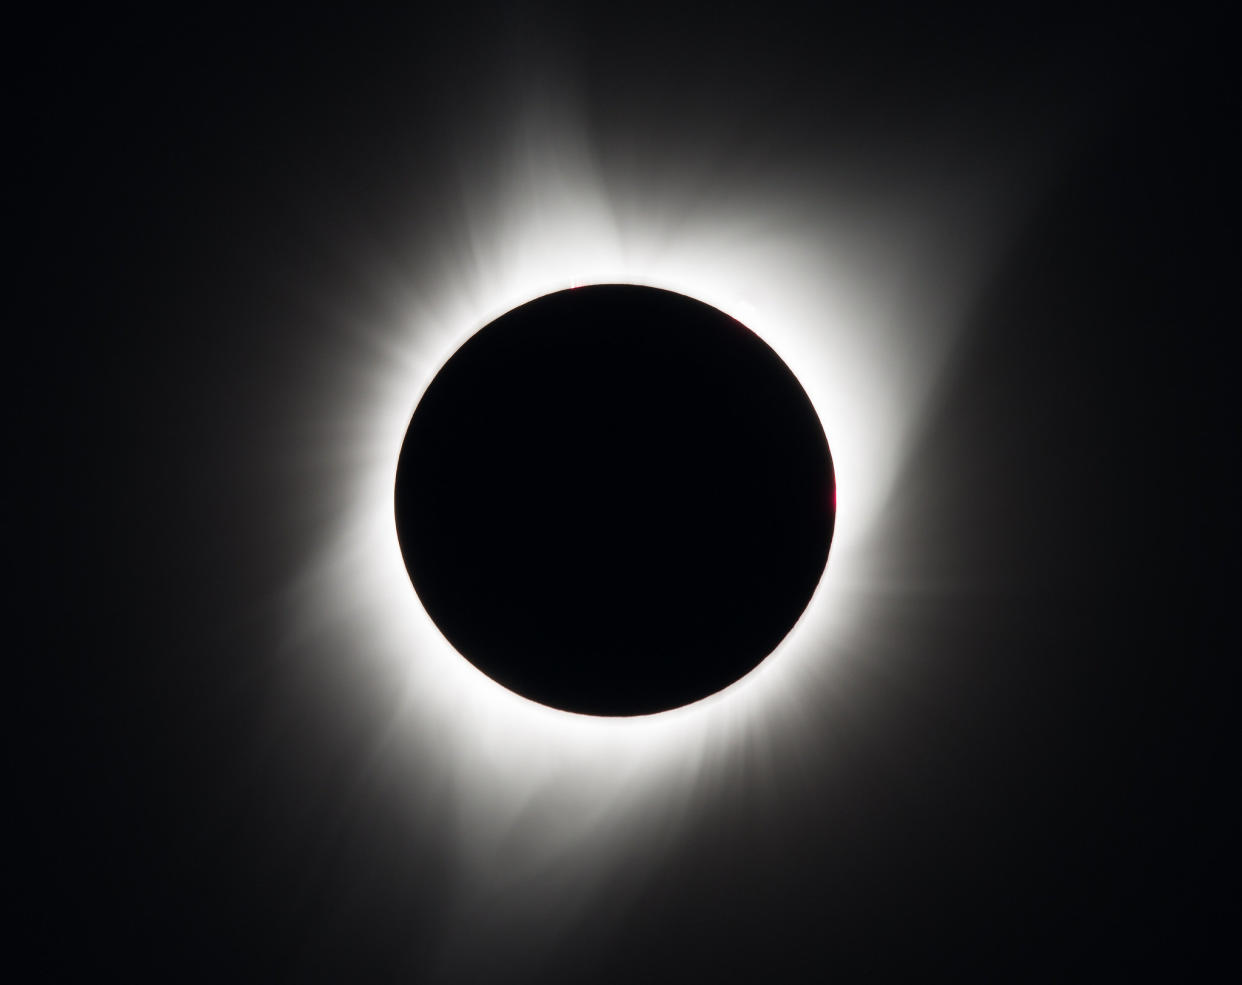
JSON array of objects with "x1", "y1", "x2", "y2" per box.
[{"x1": 395, "y1": 285, "x2": 835, "y2": 715}]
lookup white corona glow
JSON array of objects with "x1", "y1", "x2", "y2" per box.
[{"x1": 279, "y1": 82, "x2": 1035, "y2": 948}]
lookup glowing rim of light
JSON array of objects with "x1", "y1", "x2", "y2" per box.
[
  {"x1": 377, "y1": 271, "x2": 856, "y2": 734},
  {"x1": 282, "y1": 99, "x2": 1001, "y2": 877}
]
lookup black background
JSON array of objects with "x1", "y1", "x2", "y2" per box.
[{"x1": 18, "y1": 4, "x2": 1234, "y2": 981}]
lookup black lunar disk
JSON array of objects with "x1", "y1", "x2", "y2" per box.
[{"x1": 395, "y1": 285, "x2": 835, "y2": 716}]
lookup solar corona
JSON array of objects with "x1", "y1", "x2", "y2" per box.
[{"x1": 285, "y1": 88, "x2": 990, "y2": 908}]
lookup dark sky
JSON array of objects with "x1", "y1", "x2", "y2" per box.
[{"x1": 20, "y1": 5, "x2": 1233, "y2": 982}]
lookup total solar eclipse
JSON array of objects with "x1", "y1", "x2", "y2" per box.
[{"x1": 394, "y1": 285, "x2": 835, "y2": 716}]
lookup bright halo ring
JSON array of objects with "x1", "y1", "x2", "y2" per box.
[{"x1": 281, "y1": 99, "x2": 982, "y2": 876}]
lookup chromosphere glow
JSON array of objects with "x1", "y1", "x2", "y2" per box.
[{"x1": 277, "y1": 81, "x2": 1039, "y2": 974}]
